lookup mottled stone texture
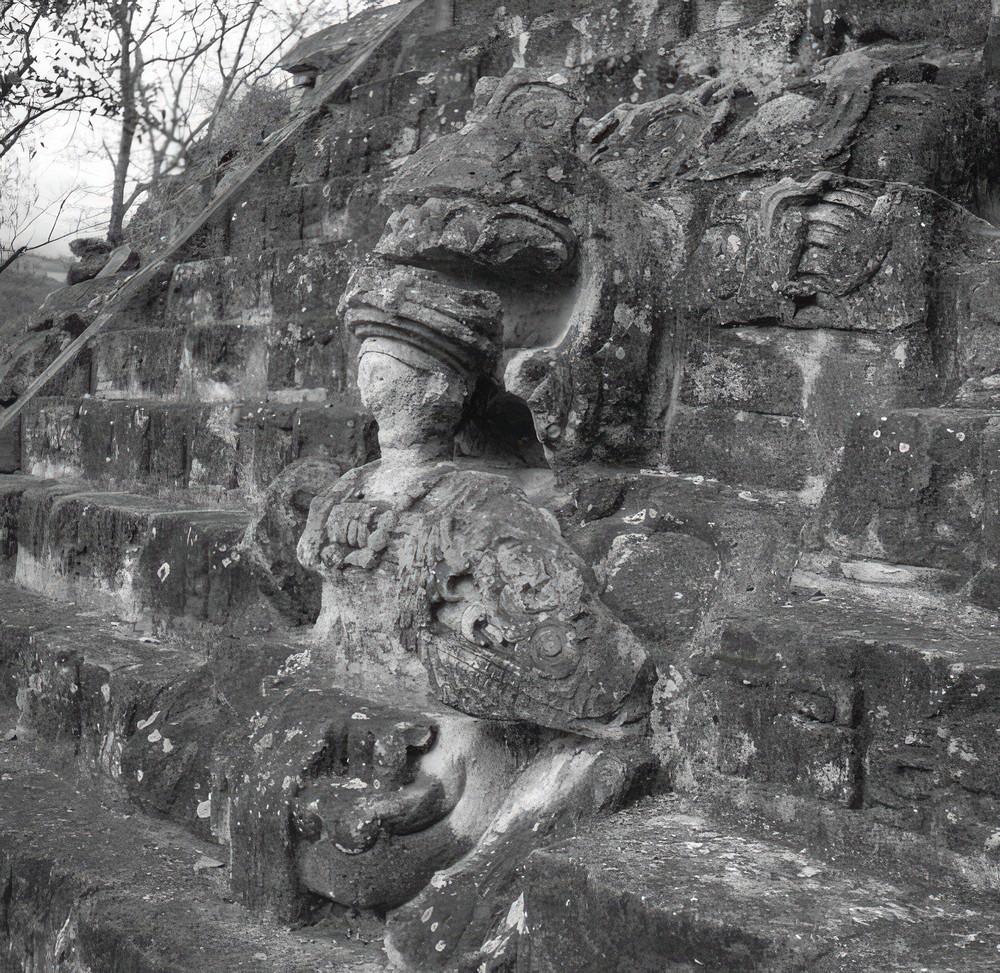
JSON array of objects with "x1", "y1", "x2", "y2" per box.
[{"x1": 3, "y1": 0, "x2": 1000, "y2": 970}]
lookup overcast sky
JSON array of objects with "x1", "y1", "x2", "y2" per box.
[{"x1": 20, "y1": 0, "x2": 366, "y2": 257}]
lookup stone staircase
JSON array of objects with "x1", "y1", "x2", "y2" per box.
[
  {"x1": 3, "y1": 2, "x2": 1000, "y2": 972},
  {"x1": 11, "y1": 281, "x2": 996, "y2": 971},
  {"x1": 0, "y1": 207, "x2": 386, "y2": 970},
  {"x1": 0, "y1": 199, "x2": 994, "y2": 973}
]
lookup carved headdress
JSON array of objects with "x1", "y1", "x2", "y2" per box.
[{"x1": 342, "y1": 265, "x2": 504, "y2": 380}]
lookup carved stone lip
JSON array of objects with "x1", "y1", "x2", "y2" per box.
[
  {"x1": 374, "y1": 196, "x2": 578, "y2": 281},
  {"x1": 581, "y1": 657, "x2": 657, "y2": 740}
]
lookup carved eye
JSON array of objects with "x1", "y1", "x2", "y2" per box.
[
  {"x1": 497, "y1": 84, "x2": 578, "y2": 136},
  {"x1": 523, "y1": 624, "x2": 579, "y2": 678}
]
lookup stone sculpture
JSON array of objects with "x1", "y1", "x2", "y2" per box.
[
  {"x1": 374, "y1": 69, "x2": 685, "y2": 475},
  {"x1": 233, "y1": 31, "x2": 1000, "y2": 970},
  {"x1": 284, "y1": 258, "x2": 654, "y2": 967}
]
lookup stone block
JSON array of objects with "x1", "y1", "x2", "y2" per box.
[
  {"x1": 681, "y1": 331, "x2": 805, "y2": 416},
  {"x1": 689, "y1": 621, "x2": 863, "y2": 807},
  {"x1": 685, "y1": 593, "x2": 1000, "y2": 854},
  {"x1": 10, "y1": 485, "x2": 258, "y2": 632},
  {"x1": 92, "y1": 327, "x2": 184, "y2": 399},
  {"x1": 816, "y1": 408, "x2": 1000, "y2": 583},
  {"x1": 0, "y1": 420, "x2": 19, "y2": 474},
  {"x1": 524, "y1": 798, "x2": 1000, "y2": 973},
  {"x1": 22, "y1": 400, "x2": 84, "y2": 479},
  {"x1": 667, "y1": 405, "x2": 814, "y2": 490}
]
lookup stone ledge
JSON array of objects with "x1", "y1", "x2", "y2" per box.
[
  {"x1": 525, "y1": 795, "x2": 1000, "y2": 972},
  {"x1": 683, "y1": 583, "x2": 1000, "y2": 854},
  {"x1": 0, "y1": 719, "x2": 387, "y2": 973},
  {"x1": 20, "y1": 397, "x2": 373, "y2": 497},
  {"x1": 0, "y1": 477, "x2": 258, "y2": 632}
]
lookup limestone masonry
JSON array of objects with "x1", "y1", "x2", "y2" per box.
[{"x1": 2, "y1": 0, "x2": 1000, "y2": 970}]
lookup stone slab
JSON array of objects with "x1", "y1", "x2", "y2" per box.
[
  {"x1": 0, "y1": 478, "x2": 260, "y2": 632},
  {"x1": 683, "y1": 583, "x2": 1000, "y2": 855},
  {"x1": 525, "y1": 796, "x2": 1000, "y2": 972},
  {"x1": 815, "y1": 407, "x2": 1000, "y2": 607},
  {"x1": 0, "y1": 718, "x2": 387, "y2": 973}
]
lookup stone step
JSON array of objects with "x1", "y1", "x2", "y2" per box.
[
  {"x1": 163, "y1": 244, "x2": 353, "y2": 331},
  {"x1": 0, "y1": 582, "x2": 301, "y2": 845},
  {"x1": 524, "y1": 796, "x2": 1000, "y2": 972},
  {"x1": 812, "y1": 406, "x2": 1000, "y2": 608},
  {"x1": 0, "y1": 714, "x2": 387, "y2": 972},
  {"x1": 90, "y1": 321, "x2": 344, "y2": 404},
  {"x1": 0, "y1": 476, "x2": 260, "y2": 632},
  {"x1": 667, "y1": 327, "x2": 932, "y2": 492},
  {"x1": 0, "y1": 584, "x2": 211, "y2": 830},
  {"x1": 20, "y1": 396, "x2": 374, "y2": 496},
  {"x1": 681, "y1": 579, "x2": 1000, "y2": 860},
  {"x1": 84, "y1": 243, "x2": 357, "y2": 404}
]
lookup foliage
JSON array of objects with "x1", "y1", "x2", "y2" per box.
[{"x1": 0, "y1": 1, "x2": 117, "y2": 161}]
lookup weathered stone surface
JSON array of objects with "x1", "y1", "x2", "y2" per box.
[
  {"x1": 567, "y1": 472, "x2": 805, "y2": 680},
  {"x1": 240, "y1": 457, "x2": 343, "y2": 624},
  {"x1": 0, "y1": 584, "x2": 205, "y2": 807},
  {"x1": 524, "y1": 797, "x2": 1000, "y2": 973},
  {"x1": 682, "y1": 585, "x2": 1000, "y2": 854},
  {"x1": 3, "y1": 0, "x2": 1000, "y2": 967},
  {"x1": 0, "y1": 727, "x2": 388, "y2": 973},
  {"x1": 4, "y1": 479, "x2": 260, "y2": 632},
  {"x1": 813, "y1": 408, "x2": 1000, "y2": 605}
]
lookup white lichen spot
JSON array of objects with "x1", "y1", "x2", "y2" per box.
[
  {"x1": 197, "y1": 799, "x2": 212, "y2": 819},
  {"x1": 810, "y1": 761, "x2": 846, "y2": 796},
  {"x1": 734, "y1": 732, "x2": 757, "y2": 765},
  {"x1": 157, "y1": 562, "x2": 171, "y2": 582}
]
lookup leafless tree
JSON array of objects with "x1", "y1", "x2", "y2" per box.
[
  {"x1": 0, "y1": 155, "x2": 98, "y2": 277},
  {"x1": 0, "y1": 0, "x2": 116, "y2": 162},
  {"x1": 98, "y1": 0, "x2": 333, "y2": 243}
]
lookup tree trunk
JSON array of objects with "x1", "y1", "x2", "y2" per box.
[
  {"x1": 986, "y1": 0, "x2": 1000, "y2": 72},
  {"x1": 108, "y1": 0, "x2": 136, "y2": 244}
]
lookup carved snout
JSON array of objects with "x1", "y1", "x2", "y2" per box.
[
  {"x1": 299, "y1": 775, "x2": 457, "y2": 856},
  {"x1": 291, "y1": 743, "x2": 467, "y2": 856}
]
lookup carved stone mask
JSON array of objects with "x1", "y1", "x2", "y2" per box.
[{"x1": 372, "y1": 69, "x2": 681, "y2": 473}]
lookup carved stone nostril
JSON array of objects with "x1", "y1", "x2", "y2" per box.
[{"x1": 292, "y1": 808, "x2": 323, "y2": 843}]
